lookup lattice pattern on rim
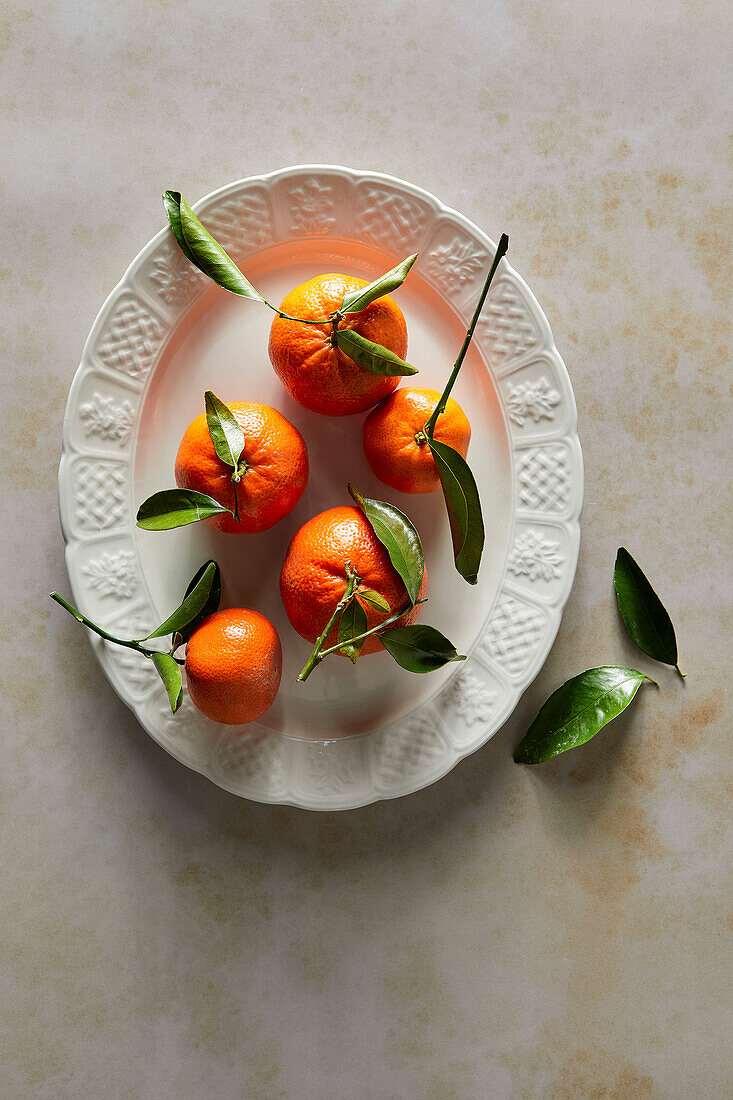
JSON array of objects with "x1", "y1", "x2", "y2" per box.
[
  {"x1": 517, "y1": 444, "x2": 572, "y2": 515},
  {"x1": 355, "y1": 183, "x2": 433, "y2": 253},
  {"x1": 479, "y1": 593, "x2": 548, "y2": 679},
  {"x1": 91, "y1": 293, "x2": 167, "y2": 385},
  {"x1": 70, "y1": 459, "x2": 129, "y2": 534},
  {"x1": 475, "y1": 273, "x2": 552, "y2": 373},
  {"x1": 58, "y1": 165, "x2": 582, "y2": 810}
]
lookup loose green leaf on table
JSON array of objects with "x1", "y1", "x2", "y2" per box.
[
  {"x1": 340, "y1": 253, "x2": 418, "y2": 314},
  {"x1": 380, "y1": 625, "x2": 466, "y2": 673},
  {"x1": 427, "y1": 437, "x2": 484, "y2": 585},
  {"x1": 348, "y1": 483, "x2": 424, "y2": 605},
  {"x1": 177, "y1": 560, "x2": 222, "y2": 644},
  {"x1": 614, "y1": 547, "x2": 684, "y2": 676},
  {"x1": 164, "y1": 192, "x2": 265, "y2": 302},
  {"x1": 513, "y1": 666, "x2": 656, "y2": 765},
  {"x1": 338, "y1": 596, "x2": 368, "y2": 663},
  {"x1": 334, "y1": 328, "x2": 417, "y2": 376},
  {"x1": 151, "y1": 652, "x2": 183, "y2": 713},
  {"x1": 137, "y1": 489, "x2": 230, "y2": 530},
  {"x1": 139, "y1": 561, "x2": 218, "y2": 640},
  {"x1": 359, "y1": 588, "x2": 390, "y2": 613},
  {"x1": 204, "y1": 391, "x2": 245, "y2": 472}
]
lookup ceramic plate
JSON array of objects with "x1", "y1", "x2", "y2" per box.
[{"x1": 58, "y1": 165, "x2": 583, "y2": 810}]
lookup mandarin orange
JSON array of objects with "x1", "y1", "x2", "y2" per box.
[
  {"x1": 268, "y1": 274, "x2": 408, "y2": 416},
  {"x1": 185, "y1": 608, "x2": 282, "y2": 724},
  {"x1": 279, "y1": 505, "x2": 427, "y2": 656},
  {"x1": 362, "y1": 387, "x2": 471, "y2": 494},
  {"x1": 174, "y1": 401, "x2": 308, "y2": 534}
]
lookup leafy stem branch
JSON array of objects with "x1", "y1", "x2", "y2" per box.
[
  {"x1": 415, "y1": 234, "x2": 509, "y2": 587},
  {"x1": 50, "y1": 562, "x2": 222, "y2": 713}
]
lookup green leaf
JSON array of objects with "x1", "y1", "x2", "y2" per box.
[
  {"x1": 204, "y1": 390, "x2": 245, "y2": 471},
  {"x1": 334, "y1": 328, "x2": 418, "y2": 376},
  {"x1": 151, "y1": 652, "x2": 183, "y2": 713},
  {"x1": 338, "y1": 596, "x2": 368, "y2": 663},
  {"x1": 348, "y1": 483, "x2": 424, "y2": 605},
  {"x1": 136, "y1": 489, "x2": 230, "y2": 530},
  {"x1": 177, "y1": 195, "x2": 265, "y2": 302},
  {"x1": 427, "y1": 437, "x2": 484, "y2": 585},
  {"x1": 340, "y1": 254, "x2": 418, "y2": 313},
  {"x1": 513, "y1": 666, "x2": 653, "y2": 765},
  {"x1": 358, "y1": 588, "x2": 390, "y2": 614},
  {"x1": 614, "y1": 547, "x2": 683, "y2": 674},
  {"x1": 163, "y1": 191, "x2": 200, "y2": 269},
  {"x1": 380, "y1": 625, "x2": 466, "y2": 673},
  {"x1": 140, "y1": 561, "x2": 217, "y2": 640},
  {"x1": 177, "y1": 560, "x2": 222, "y2": 643}
]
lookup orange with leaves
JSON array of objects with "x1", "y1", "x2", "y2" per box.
[
  {"x1": 185, "y1": 608, "x2": 282, "y2": 724},
  {"x1": 280, "y1": 505, "x2": 427, "y2": 655},
  {"x1": 174, "y1": 401, "x2": 308, "y2": 534},
  {"x1": 269, "y1": 274, "x2": 408, "y2": 416},
  {"x1": 363, "y1": 387, "x2": 471, "y2": 494}
]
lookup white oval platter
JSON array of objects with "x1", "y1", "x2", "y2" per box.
[{"x1": 57, "y1": 165, "x2": 583, "y2": 810}]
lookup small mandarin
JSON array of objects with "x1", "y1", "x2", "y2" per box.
[
  {"x1": 185, "y1": 609, "x2": 282, "y2": 725},
  {"x1": 174, "y1": 401, "x2": 308, "y2": 533},
  {"x1": 280, "y1": 505, "x2": 427, "y2": 655},
  {"x1": 268, "y1": 274, "x2": 408, "y2": 416},
  {"x1": 362, "y1": 387, "x2": 471, "y2": 494}
]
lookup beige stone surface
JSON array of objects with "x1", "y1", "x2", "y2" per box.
[{"x1": 2, "y1": 1, "x2": 731, "y2": 1096}]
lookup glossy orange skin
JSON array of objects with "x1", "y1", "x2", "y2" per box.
[
  {"x1": 174, "y1": 401, "x2": 308, "y2": 534},
  {"x1": 185, "y1": 609, "x2": 282, "y2": 725},
  {"x1": 280, "y1": 506, "x2": 428, "y2": 655},
  {"x1": 268, "y1": 274, "x2": 408, "y2": 416},
  {"x1": 363, "y1": 387, "x2": 471, "y2": 494}
]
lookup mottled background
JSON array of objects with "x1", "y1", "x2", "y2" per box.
[{"x1": 2, "y1": 1, "x2": 731, "y2": 1097}]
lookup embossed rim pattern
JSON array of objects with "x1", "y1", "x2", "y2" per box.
[{"x1": 57, "y1": 165, "x2": 583, "y2": 810}]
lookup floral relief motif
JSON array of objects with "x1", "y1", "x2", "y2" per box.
[
  {"x1": 445, "y1": 668, "x2": 496, "y2": 726},
  {"x1": 425, "y1": 238, "x2": 488, "y2": 294},
  {"x1": 287, "y1": 178, "x2": 336, "y2": 234},
  {"x1": 508, "y1": 530, "x2": 562, "y2": 582},
  {"x1": 507, "y1": 377, "x2": 560, "y2": 427},
  {"x1": 306, "y1": 746, "x2": 363, "y2": 794},
  {"x1": 150, "y1": 245, "x2": 206, "y2": 307},
  {"x1": 79, "y1": 392, "x2": 135, "y2": 444},
  {"x1": 83, "y1": 549, "x2": 137, "y2": 599}
]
